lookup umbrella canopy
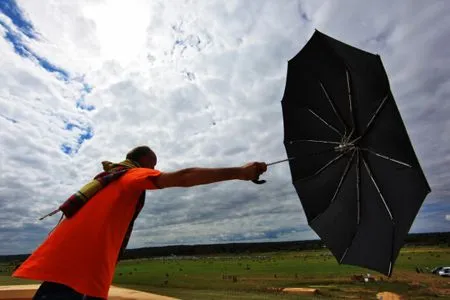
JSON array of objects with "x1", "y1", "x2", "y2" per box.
[{"x1": 281, "y1": 30, "x2": 431, "y2": 276}]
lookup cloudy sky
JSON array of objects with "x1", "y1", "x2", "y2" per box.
[{"x1": 0, "y1": 0, "x2": 449, "y2": 255}]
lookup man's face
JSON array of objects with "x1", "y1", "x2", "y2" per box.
[{"x1": 141, "y1": 152, "x2": 157, "y2": 169}]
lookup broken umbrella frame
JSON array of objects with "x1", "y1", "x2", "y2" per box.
[{"x1": 254, "y1": 30, "x2": 431, "y2": 276}]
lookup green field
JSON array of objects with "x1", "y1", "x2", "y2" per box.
[{"x1": 1, "y1": 246, "x2": 449, "y2": 299}]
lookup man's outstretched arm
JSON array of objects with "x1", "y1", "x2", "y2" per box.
[{"x1": 153, "y1": 162, "x2": 267, "y2": 188}]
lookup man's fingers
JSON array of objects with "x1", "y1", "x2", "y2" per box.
[
  {"x1": 252, "y1": 163, "x2": 266, "y2": 180},
  {"x1": 257, "y1": 162, "x2": 267, "y2": 173},
  {"x1": 261, "y1": 163, "x2": 267, "y2": 172},
  {"x1": 241, "y1": 162, "x2": 267, "y2": 181}
]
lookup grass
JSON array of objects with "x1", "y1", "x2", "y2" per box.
[{"x1": 1, "y1": 246, "x2": 449, "y2": 299}]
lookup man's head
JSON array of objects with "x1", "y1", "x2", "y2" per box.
[{"x1": 126, "y1": 146, "x2": 157, "y2": 169}]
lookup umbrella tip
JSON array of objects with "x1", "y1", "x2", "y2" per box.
[{"x1": 387, "y1": 261, "x2": 393, "y2": 277}]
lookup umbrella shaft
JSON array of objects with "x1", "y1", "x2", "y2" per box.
[{"x1": 267, "y1": 157, "x2": 295, "y2": 166}]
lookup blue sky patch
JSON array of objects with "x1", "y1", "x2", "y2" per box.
[
  {"x1": 1, "y1": 20, "x2": 70, "y2": 81},
  {"x1": 2, "y1": 1, "x2": 94, "y2": 152},
  {"x1": 1, "y1": 1, "x2": 69, "y2": 81},
  {"x1": 60, "y1": 144, "x2": 73, "y2": 155},
  {"x1": 76, "y1": 84, "x2": 95, "y2": 111},
  {"x1": 261, "y1": 228, "x2": 299, "y2": 239},
  {"x1": 83, "y1": 83, "x2": 93, "y2": 93},
  {"x1": 62, "y1": 123, "x2": 94, "y2": 155},
  {"x1": 34, "y1": 55, "x2": 70, "y2": 81},
  {"x1": 65, "y1": 122, "x2": 79, "y2": 131},
  {"x1": 77, "y1": 126, "x2": 93, "y2": 144},
  {"x1": 3, "y1": 28, "x2": 29, "y2": 57},
  {"x1": 217, "y1": 227, "x2": 301, "y2": 243},
  {"x1": 0, "y1": 113, "x2": 18, "y2": 124},
  {"x1": 0, "y1": 0, "x2": 36, "y2": 39},
  {"x1": 76, "y1": 99, "x2": 95, "y2": 111}
]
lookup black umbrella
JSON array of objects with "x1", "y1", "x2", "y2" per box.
[{"x1": 274, "y1": 30, "x2": 430, "y2": 276}]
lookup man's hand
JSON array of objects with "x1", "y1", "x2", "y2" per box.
[{"x1": 240, "y1": 162, "x2": 267, "y2": 181}]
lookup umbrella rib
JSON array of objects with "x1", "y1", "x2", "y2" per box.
[
  {"x1": 295, "y1": 153, "x2": 346, "y2": 183},
  {"x1": 308, "y1": 109, "x2": 343, "y2": 137},
  {"x1": 339, "y1": 247, "x2": 349, "y2": 264},
  {"x1": 288, "y1": 139, "x2": 340, "y2": 145},
  {"x1": 362, "y1": 156, "x2": 394, "y2": 221},
  {"x1": 319, "y1": 81, "x2": 348, "y2": 134},
  {"x1": 351, "y1": 94, "x2": 389, "y2": 144},
  {"x1": 360, "y1": 148, "x2": 412, "y2": 168},
  {"x1": 356, "y1": 149, "x2": 361, "y2": 226},
  {"x1": 341, "y1": 153, "x2": 395, "y2": 273},
  {"x1": 346, "y1": 70, "x2": 356, "y2": 137},
  {"x1": 308, "y1": 151, "x2": 352, "y2": 225},
  {"x1": 330, "y1": 150, "x2": 356, "y2": 203},
  {"x1": 339, "y1": 150, "x2": 360, "y2": 264}
]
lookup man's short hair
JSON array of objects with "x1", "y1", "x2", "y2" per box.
[{"x1": 126, "y1": 146, "x2": 155, "y2": 163}]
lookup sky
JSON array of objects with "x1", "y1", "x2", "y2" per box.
[{"x1": 0, "y1": 0, "x2": 449, "y2": 255}]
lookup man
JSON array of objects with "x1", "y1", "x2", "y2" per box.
[{"x1": 13, "y1": 146, "x2": 267, "y2": 299}]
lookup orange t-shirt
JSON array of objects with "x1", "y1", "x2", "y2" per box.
[{"x1": 13, "y1": 168, "x2": 161, "y2": 299}]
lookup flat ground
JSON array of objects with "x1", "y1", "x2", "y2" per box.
[{"x1": 1, "y1": 246, "x2": 449, "y2": 299}]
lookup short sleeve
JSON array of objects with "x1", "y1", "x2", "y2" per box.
[{"x1": 121, "y1": 168, "x2": 162, "y2": 191}]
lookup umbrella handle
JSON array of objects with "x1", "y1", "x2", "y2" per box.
[
  {"x1": 252, "y1": 177, "x2": 266, "y2": 184},
  {"x1": 251, "y1": 157, "x2": 296, "y2": 184}
]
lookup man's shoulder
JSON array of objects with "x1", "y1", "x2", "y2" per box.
[
  {"x1": 121, "y1": 168, "x2": 162, "y2": 182},
  {"x1": 119, "y1": 168, "x2": 162, "y2": 190},
  {"x1": 125, "y1": 168, "x2": 161, "y2": 175}
]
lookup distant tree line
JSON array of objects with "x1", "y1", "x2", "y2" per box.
[
  {"x1": 120, "y1": 239, "x2": 326, "y2": 260},
  {"x1": 1, "y1": 231, "x2": 448, "y2": 264},
  {"x1": 120, "y1": 231, "x2": 450, "y2": 260}
]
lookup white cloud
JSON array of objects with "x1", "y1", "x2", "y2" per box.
[
  {"x1": 0, "y1": 0, "x2": 449, "y2": 254},
  {"x1": 446, "y1": 215, "x2": 450, "y2": 221}
]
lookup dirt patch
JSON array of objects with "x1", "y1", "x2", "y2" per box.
[
  {"x1": 281, "y1": 287, "x2": 319, "y2": 295},
  {"x1": 376, "y1": 291, "x2": 403, "y2": 300},
  {"x1": 0, "y1": 285, "x2": 177, "y2": 300}
]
